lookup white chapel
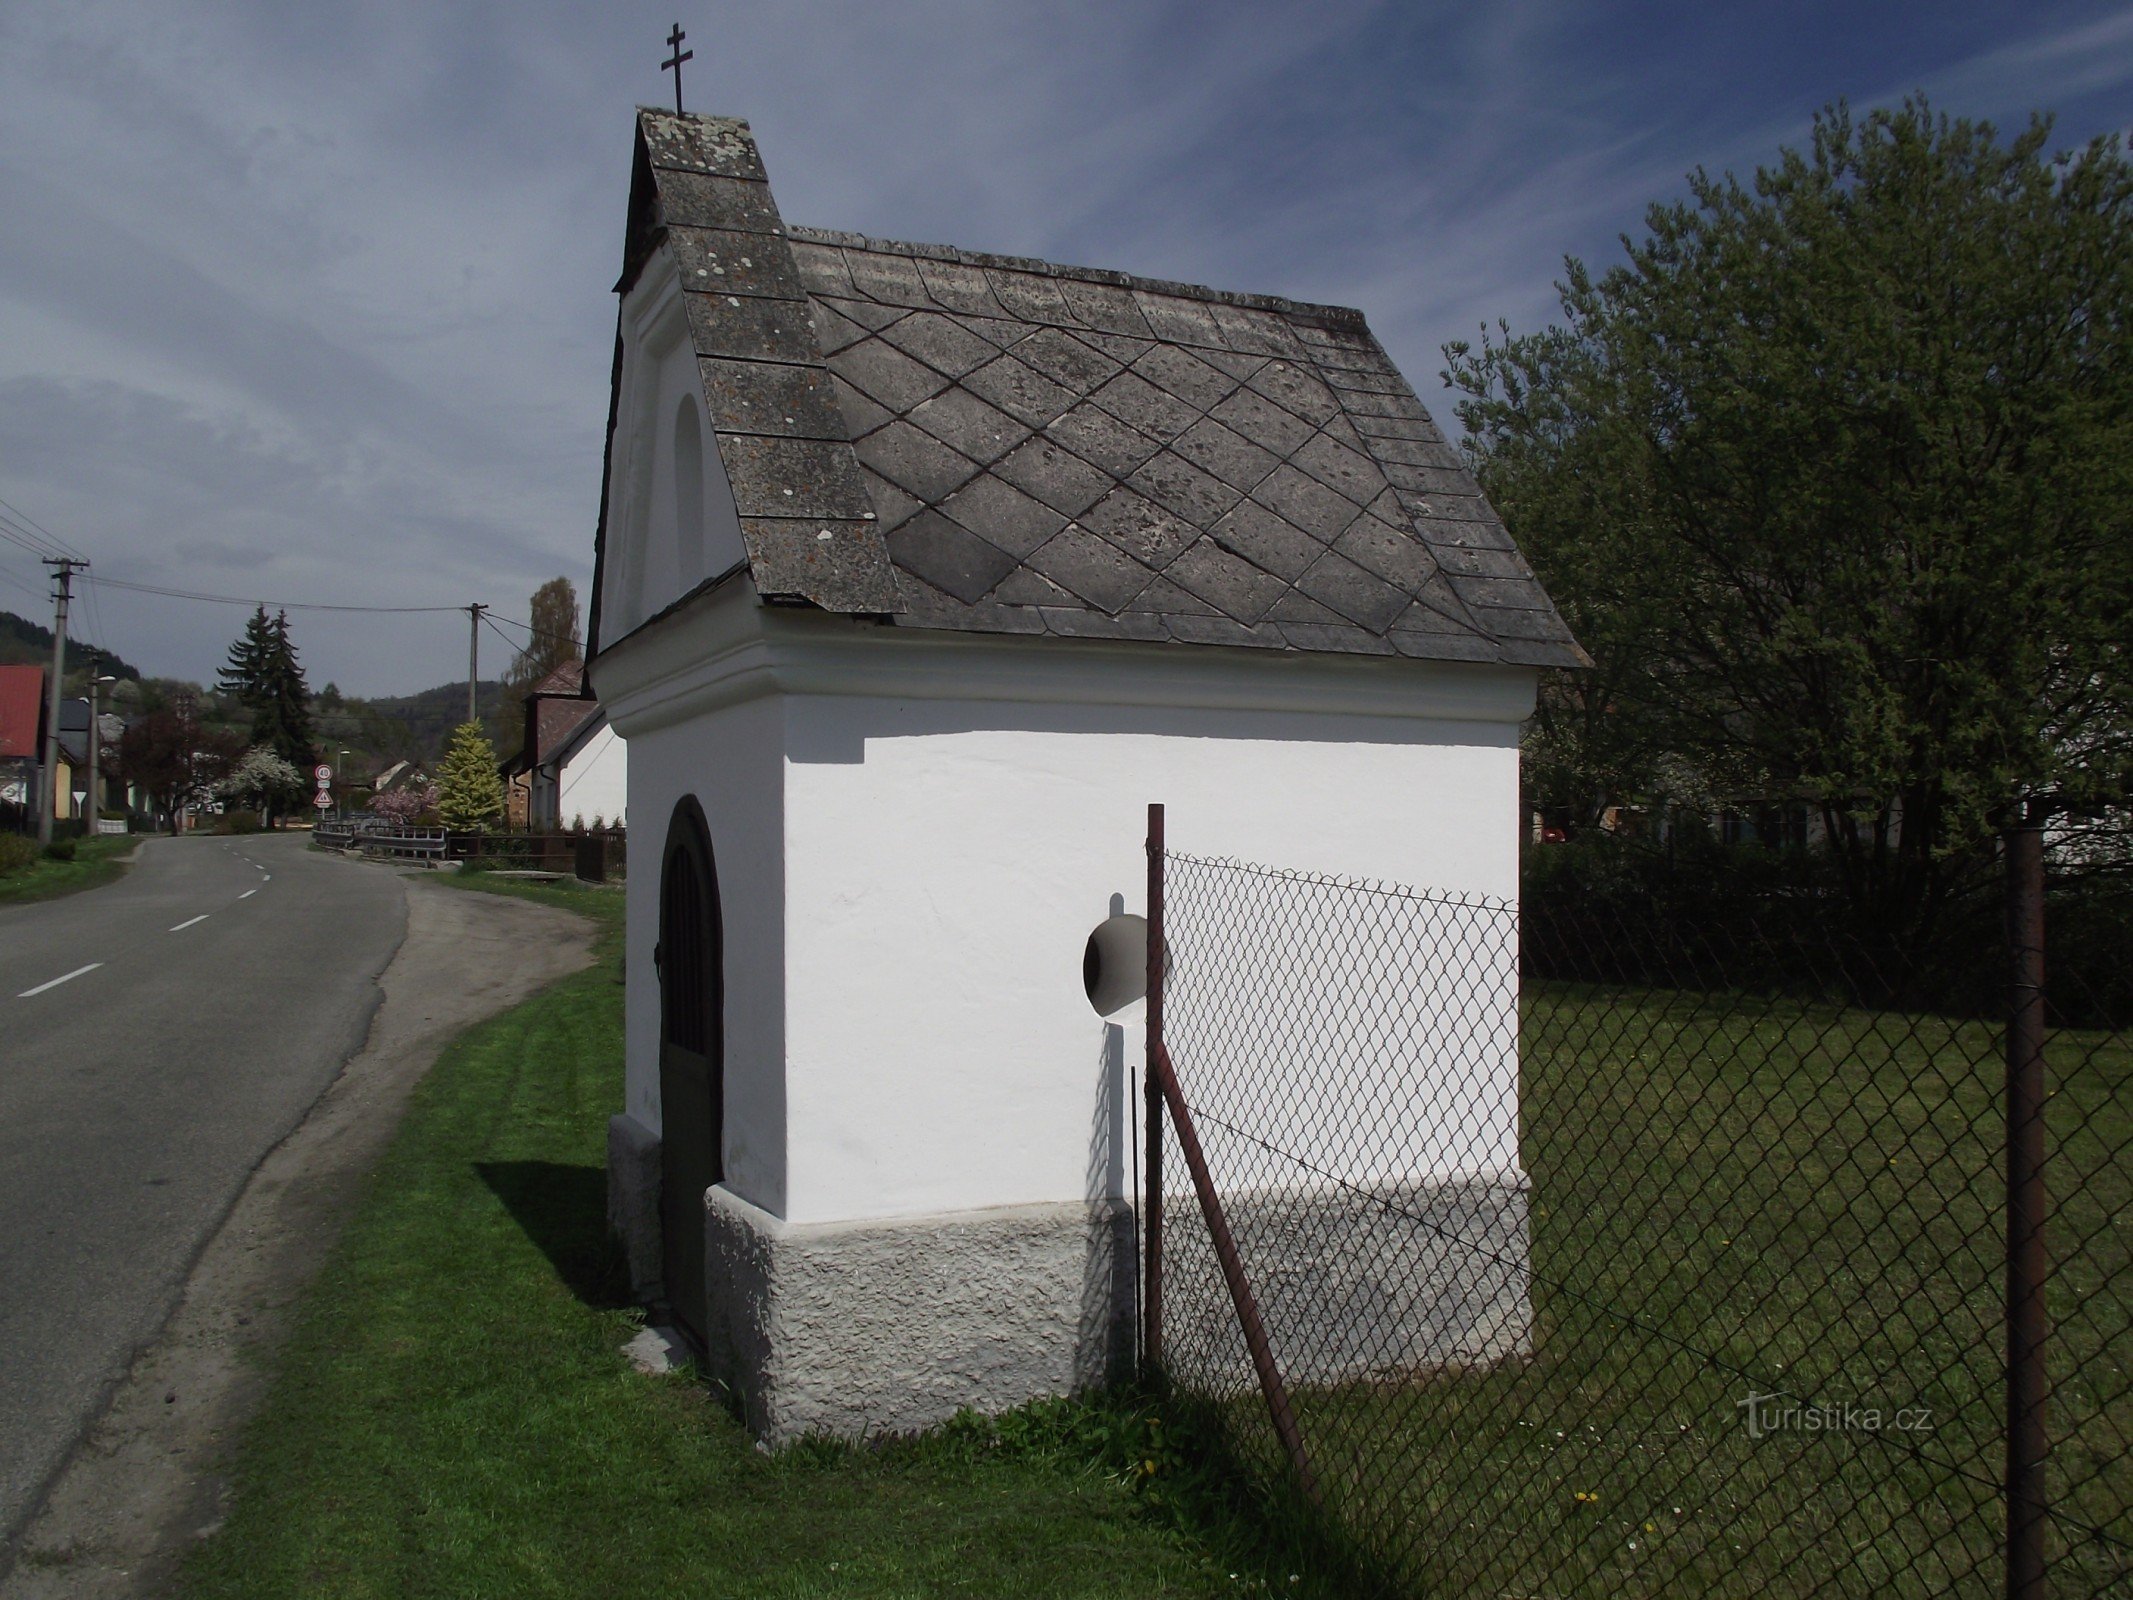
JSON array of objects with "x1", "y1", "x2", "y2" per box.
[{"x1": 588, "y1": 109, "x2": 1583, "y2": 1442}]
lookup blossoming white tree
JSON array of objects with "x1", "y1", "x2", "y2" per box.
[{"x1": 214, "y1": 746, "x2": 303, "y2": 828}]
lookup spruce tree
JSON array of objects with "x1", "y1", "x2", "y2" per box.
[
  {"x1": 436, "y1": 720, "x2": 504, "y2": 831},
  {"x1": 217, "y1": 606, "x2": 274, "y2": 706},
  {"x1": 256, "y1": 611, "x2": 315, "y2": 770},
  {"x1": 216, "y1": 608, "x2": 314, "y2": 824}
]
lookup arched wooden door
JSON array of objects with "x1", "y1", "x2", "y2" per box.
[{"x1": 658, "y1": 796, "x2": 723, "y2": 1343}]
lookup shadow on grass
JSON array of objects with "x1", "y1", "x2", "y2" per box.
[
  {"x1": 475, "y1": 1160, "x2": 633, "y2": 1311},
  {"x1": 475, "y1": 1159, "x2": 1385, "y2": 1594},
  {"x1": 1144, "y1": 1387, "x2": 1406, "y2": 1600}
]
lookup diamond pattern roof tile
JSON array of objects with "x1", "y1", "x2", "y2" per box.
[
  {"x1": 589, "y1": 109, "x2": 1586, "y2": 669},
  {"x1": 1027, "y1": 525, "x2": 1160, "y2": 615}
]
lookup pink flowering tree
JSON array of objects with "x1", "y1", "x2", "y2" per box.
[{"x1": 370, "y1": 783, "x2": 438, "y2": 826}]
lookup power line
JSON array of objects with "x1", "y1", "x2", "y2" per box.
[
  {"x1": 0, "y1": 496, "x2": 86, "y2": 559},
  {"x1": 0, "y1": 514, "x2": 62, "y2": 561},
  {"x1": 0, "y1": 558, "x2": 112, "y2": 661},
  {"x1": 479, "y1": 609, "x2": 588, "y2": 684},
  {"x1": 0, "y1": 496, "x2": 86, "y2": 556},
  {"x1": 0, "y1": 561, "x2": 48, "y2": 607},
  {"x1": 481, "y1": 608, "x2": 587, "y2": 656},
  {"x1": 479, "y1": 610, "x2": 523, "y2": 658},
  {"x1": 84, "y1": 572, "x2": 571, "y2": 667},
  {"x1": 86, "y1": 574, "x2": 471, "y2": 614},
  {"x1": 82, "y1": 577, "x2": 112, "y2": 665}
]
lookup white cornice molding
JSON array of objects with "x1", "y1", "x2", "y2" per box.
[
  {"x1": 591, "y1": 590, "x2": 1537, "y2": 737},
  {"x1": 587, "y1": 576, "x2": 768, "y2": 737}
]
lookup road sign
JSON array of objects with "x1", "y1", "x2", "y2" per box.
[
  {"x1": 314, "y1": 764, "x2": 333, "y2": 783},
  {"x1": 314, "y1": 793, "x2": 333, "y2": 809}
]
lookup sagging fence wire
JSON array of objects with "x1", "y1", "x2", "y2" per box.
[{"x1": 1139, "y1": 808, "x2": 2132, "y2": 1599}]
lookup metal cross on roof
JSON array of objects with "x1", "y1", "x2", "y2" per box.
[{"x1": 663, "y1": 23, "x2": 693, "y2": 115}]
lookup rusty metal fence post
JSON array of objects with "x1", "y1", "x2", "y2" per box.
[
  {"x1": 1149, "y1": 1037, "x2": 1320, "y2": 1501},
  {"x1": 1141, "y1": 804, "x2": 1317, "y2": 1498},
  {"x1": 1143, "y1": 801, "x2": 1165, "y2": 1376},
  {"x1": 2006, "y1": 825, "x2": 2050, "y2": 1600}
]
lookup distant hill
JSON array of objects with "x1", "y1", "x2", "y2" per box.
[
  {"x1": 0, "y1": 611, "x2": 143, "y2": 680},
  {"x1": 0, "y1": 607, "x2": 511, "y2": 777},
  {"x1": 336, "y1": 680, "x2": 509, "y2": 769}
]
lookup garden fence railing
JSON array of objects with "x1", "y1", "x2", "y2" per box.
[{"x1": 1139, "y1": 803, "x2": 2129, "y2": 1599}]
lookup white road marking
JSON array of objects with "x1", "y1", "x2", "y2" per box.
[
  {"x1": 239, "y1": 889, "x2": 257, "y2": 900},
  {"x1": 262, "y1": 874, "x2": 271, "y2": 882},
  {"x1": 169, "y1": 914, "x2": 210, "y2": 932},
  {"x1": 18, "y1": 963, "x2": 103, "y2": 998}
]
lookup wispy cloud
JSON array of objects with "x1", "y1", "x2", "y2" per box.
[
  {"x1": 1901, "y1": 7, "x2": 2133, "y2": 121},
  {"x1": 0, "y1": 0, "x2": 2124, "y2": 692}
]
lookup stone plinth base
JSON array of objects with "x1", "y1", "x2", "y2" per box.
[
  {"x1": 607, "y1": 1135, "x2": 1528, "y2": 1437},
  {"x1": 1161, "y1": 1171, "x2": 1533, "y2": 1388},
  {"x1": 701, "y1": 1186, "x2": 1136, "y2": 1444}
]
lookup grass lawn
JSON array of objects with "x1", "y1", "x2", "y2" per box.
[
  {"x1": 0, "y1": 832, "x2": 141, "y2": 905},
  {"x1": 1177, "y1": 984, "x2": 2132, "y2": 1599},
  {"x1": 186, "y1": 864, "x2": 2125, "y2": 1597},
  {"x1": 180, "y1": 875, "x2": 1282, "y2": 1600}
]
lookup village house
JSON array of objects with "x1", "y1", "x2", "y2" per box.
[
  {"x1": 0, "y1": 671, "x2": 122, "y2": 829},
  {"x1": 0, "y1": 663, "x2": 43, "y2": 826},
  {"x1": 365, "y1": 759, "x2": 430, "y2": 804},
  {"x1": 589, "y1": 109, "x2": 1582, "y2": 1442},
  {"x1": 499, "y1": 662, "x2": 628, "y2": 831},
  {"x1": 55, "y1": 699, "x2": 126, "y2": 828}
]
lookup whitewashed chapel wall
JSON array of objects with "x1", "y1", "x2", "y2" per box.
[
  {"x1": 600, "y1": 246, "x2": 746, "y2": 646},
  {"x1": 616, "y1": 690, "x2": 790, "y2": 1216},
  {"x1": 775, "y1": 653, "x2": 1531, "y2": 1228}
]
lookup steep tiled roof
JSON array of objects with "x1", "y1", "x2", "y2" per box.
[
  {"x1": 535, "y1": 700, "x2": 596, "y2": 758},
  {"x1": 532, "y1": 661, "x2": 586, "y2": 697},
  {"x1": 498, "y1": 661, "x2": 601, "y2": 776},
  {"x1": 590, "y1": 109, "x2": 1584, "y2": 670}
]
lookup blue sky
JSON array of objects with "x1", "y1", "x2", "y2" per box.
[{"x1": 1, "y1": 0, "x2": 2128, "y2": 695}]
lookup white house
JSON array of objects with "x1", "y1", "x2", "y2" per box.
[
  {"x1": 506, "y1": 662, "x2": 630, "y2": 830},
  {"x1": 550, "y1": 717, "x2": 627, "y2": 830},
  {"x1": 589, "y1": 109, "x2": 1584, "y2": 1442}
]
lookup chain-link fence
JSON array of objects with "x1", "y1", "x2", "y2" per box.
[{"x1": 1144, "y1": 811, "x2": 2130, "y2": 1598}]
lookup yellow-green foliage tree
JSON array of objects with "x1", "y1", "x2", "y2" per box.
[{"x1": 436, "y1": 720, "x2": 504, "y2": 831}]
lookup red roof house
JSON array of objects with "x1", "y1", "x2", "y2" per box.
[{"x1": 0, "y1": 664, "x2": 44, "y2": 761}]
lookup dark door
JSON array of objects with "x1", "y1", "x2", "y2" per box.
[{"x1": 658, "y1": 797, "x2": 723, "y2": 1343}]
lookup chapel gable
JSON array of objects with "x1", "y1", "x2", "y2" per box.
[{"x1": 589, "y1": 108, "x2": 1581, "y2": 673}]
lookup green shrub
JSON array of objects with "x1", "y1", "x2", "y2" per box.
[
  {"x1": 42, "y1": 838, "x2": 76, "y2": 862},
  {"x1": 0, "y1": 834, "x2": 38, "y2": 875},
  {"x1": 1522, "y1": 830, "x2": 2132, "y2": 1026}
]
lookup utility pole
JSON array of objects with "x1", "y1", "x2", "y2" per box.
[
  {"x1": 86, "y1": 657, "x2": 116, "y2": 836},
  {"x1": 466, "y1": 603, "x2": 488, "y2": 727},
  {"x1": 37, "y1": 558, "x2": 87, "y2": 849},
  {"x1": 173, "y1": 691, "x2": 196, "y2": 835}
]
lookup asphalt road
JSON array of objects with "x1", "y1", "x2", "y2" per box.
[{"x1": 0, "y1": 833, "x2": 407, "y2": 1552}]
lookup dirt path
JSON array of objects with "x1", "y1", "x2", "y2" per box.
[{"x1": 2, "y1": 876, "x2": 597, "y2": 1599}]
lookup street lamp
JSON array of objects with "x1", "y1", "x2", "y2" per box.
[
  {"x1": 86, "y1": 670, "x2": 118, "y2": 836},
  {"x1": 337, "y1": 748, "x2": 350, "y2": 821}
]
